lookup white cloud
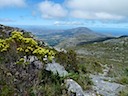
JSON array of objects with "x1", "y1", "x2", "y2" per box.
[
  {"x1": 95, "y1": 12, "x2": 124, "y2": 20},
  {"x1": 0, "y1": 0, "x2": 26, "y2": 7},
  {"x1": 37, "y1": 0, "x2": 128, "y2": 20},
  {"x1": 38, "y1": 1, "x2": 67, "y2": 18},
  {"x1": 54, "y1": 21, "x2": 84, "y2": 25},
  {"x1": 70, "y1": 10, "x2": 124, "y2": 20},
  {"x1": 66, "y1": 0, "x2": 128, "y2": 20}
]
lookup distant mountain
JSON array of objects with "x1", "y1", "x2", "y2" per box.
[
  {"x1": 54, "y1": 27, "x2": 108, "y2": 48},
  {"x1": 14, "y1": 26, "x2": 110, "y2": 47}
]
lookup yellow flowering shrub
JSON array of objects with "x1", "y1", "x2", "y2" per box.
[
  {"x1": 0, "y1": 39, "x2": 10, "y2": 52},
  {"x1": 0, "y1": 31, "x2": 55, "y2": 63}
]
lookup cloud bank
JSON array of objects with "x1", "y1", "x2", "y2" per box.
[
  {"x1": 38, "y1": 0, "x2": 128, "y2": 20},
  {"x1": 66, "y1": 0, "x2": 127, "y2": 20},
  {"x1": 54, "y1": 21, "x2": 84, "y2": 25},
  {"x1": 0, "y1": 0, "x2": 26, "y2": 8}
]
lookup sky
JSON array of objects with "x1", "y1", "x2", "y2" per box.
[{"x1": 0, "y1": 0, "x2": 128, "y2": 28}]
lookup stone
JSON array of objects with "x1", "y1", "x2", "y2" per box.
[
  {"x1": 33, "y1": 61, "x2": 43, "y2": 69},
  {"x1": 23, "y1": 56, "x2": 38, "y2": 63},
  {"x1": 45, "y1": 63, "x2": 68, "y2": 77},
  {"x1": 28, "y1": 56, "x2": 38, "y2": 63},
  {"x1": 84, "y1": 90, "x2": 97, "y2": 96},
  {"x1": 65, "y1": 79, "x2": 85, "y2": 96},
  {"x1": 54, "y1": 47, "x2": 67, "y2": 53}
]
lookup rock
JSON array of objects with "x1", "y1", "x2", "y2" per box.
[
  {"x1": 23, "y1": 56, "x2": 27, "y2": 63},
  {"x1": 6, "y1": 72, "x2": 12, "y2": 76},
  {"x1": 23, "y1": 56, "x2": 43, "y2": 69},
  {"x1": 33, "y1": 61, "x2": 43, "y2": 69},
  {"x1": 38, "y1": 39, "x2": 46, "y2": 46},
  {"x1": 45, "y1": 63, "x2": 68, "y2": 77},
  {"x1": 90, "y1": 75, "x2": 124, "y2": 96},
  {"x1": 84, "y1": 90, "x2": 97, "y2": 96},
  {"x1": 28, "y1": 56, "x2": 38, "y2": 63},
  {"x1": 4, "y1": 30, "x2": 12, "y2": 35},
  {"x1": 24, "y1": 56, "x2": 38, "y2": 63},
  {"x1": 0, "y1": 24, "x2": 5, "y2": 29},
  {"x1": 65, "y1": 79, "x2": 85, "y2": 96},
  {"x1": 54, "y1": 47, "x2": 67, "y2": 53}
]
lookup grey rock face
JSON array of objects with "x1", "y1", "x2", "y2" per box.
[
  {"x1": 65, "y1": 79, "x2": 85, "y2": 96},
  {"x1": 91, "y1": 75, "x2": 124, "y2": 96},
  {"x1": 45, "y1": 63, "x2": 90, "y2": 96},
  {"x1": 45, "y1": 63, "x2": 68, "y2": 77},
  {"x1": 24, "y1": 56, "x2": 43, "y2": 69},
  {"x1": 84, "y1": 90, "x2": 96, "y2": 96}
]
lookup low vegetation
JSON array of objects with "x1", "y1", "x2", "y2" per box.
[
  {"x1": 1, "y1": 25, "x2": 127, "y2": 96},
  {"x1": 0, "y1": 30, "x2": 92, "y2": 95}
]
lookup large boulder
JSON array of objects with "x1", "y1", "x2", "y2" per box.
[
  {"x1": 45, "y1": 62, "x2": 68, "y2": 77},
  {"x1": 65, "y1": 79, "x2": 85, "y2": 96},
  {"x1": 91, "y1": 75, "x2": 124, "y2": 96}
]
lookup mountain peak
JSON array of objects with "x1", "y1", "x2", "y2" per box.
[{"x1": 68, "y1": 27, "x2": 92, "y2": 33}]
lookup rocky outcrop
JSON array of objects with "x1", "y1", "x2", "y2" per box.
[
  {"x1": 45, "y1": 62, "x2": 68, "y2": 77},
  {"x1": 91, "y1": 75, "x2": 124, "y2": 96},
  {"x1": 65, "y1": 79, "x2": 85, "y2": 96},
  {"x1": 24, "y1": 56, "x2": 43, "y2": 69},
  {"x1": 0, "y1": 24, "x2": 26, "y2": 38},
  {"x1": 45, "y1": 62, "x2": 90, "y2": 96},
  {"x1": 90, "y1": 64, "x2": 125, "y2": 96}
]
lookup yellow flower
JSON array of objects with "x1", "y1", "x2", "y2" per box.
[{"x1": 25, "y1": 49, "x2": 29, "y2": 53}]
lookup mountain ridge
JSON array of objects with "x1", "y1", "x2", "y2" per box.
[
  {"x1": 35, "y1": 27, "x2": 108, "y2": 46},
  {"x1": 54, "y1": 27, "x2": 109, "y2": 48}
]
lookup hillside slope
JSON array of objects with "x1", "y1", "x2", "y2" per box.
[
  {"x1": 1, "y1": 24, "x2": 127, "y2": 96},
  {"x1": 0, "y1": 24, "x2": 94, "y2": 96},
  {"x1": 72, "y1": 35, "x2": 128, "y2": 74}
]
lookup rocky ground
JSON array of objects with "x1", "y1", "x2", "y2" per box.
[
  {"x1": 83, "y1": 64, "x2": 124, "y2": 96},
  {"x1": 47, "y1": 62, "x2": 125, "y2": 96},
  {"x1": 90, "y1": 64, "x2": 124, "y2": 96},
  {"x1": 91, "y1": 74, "x2": 124, "y2": 96}
]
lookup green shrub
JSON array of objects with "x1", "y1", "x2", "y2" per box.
[
  {"x1": 56, "y1": 49, "x2": 78, "y2": 72},
  {"x1": 65, "y1": 73, "x2": 93, "y2": 90},
  {"x1": 119, "y1": 87, "x2": 128, "y2": 96},
  {"x1": 34, "y1": 70, "x2": 68, "y2": 96},
  {"x1": 117, "y1": 76, "x2": 128, "y2": 84},
  {"x1": 124, "y1": 67, "x2": 128, "y2": 76},
  {"x1": 78, "y1": 64, "x2": 87, "y2": 74},
  {"x1": 0, "y1": 85, "x2": 14, "y2": 96}
]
